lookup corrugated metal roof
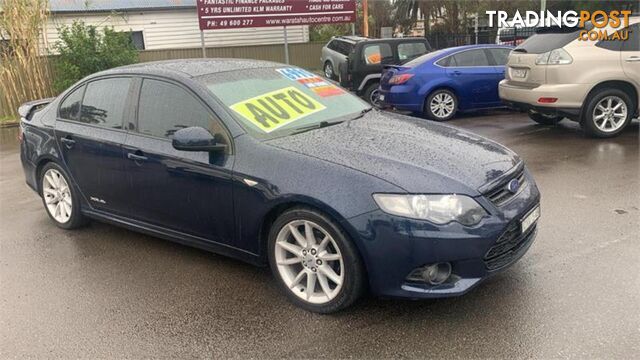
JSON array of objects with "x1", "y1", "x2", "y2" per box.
[{"x1": 49, "y1": 0, "x2": 196, "y2": 13}]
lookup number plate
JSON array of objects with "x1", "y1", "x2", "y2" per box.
[
  {"x1": 521, "y1": 206, "x2": 540, "y2": 234},
  {"x1": 511, "y1": 68, "x2": 527, "y2": 78}
]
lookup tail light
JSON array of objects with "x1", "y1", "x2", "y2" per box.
[
  {"x1": 538, "y1": 97, "x2": 558, "y2": 103},
  {"x1": 388, "y1": 74, "x2": 414, "y2": 85}
]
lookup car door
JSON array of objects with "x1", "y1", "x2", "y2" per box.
[
  {"x1": 122, "y1": 77, "x2": 235, "y2": 244},
  {"x1": 55, "y1": 77, "x2": 134, "y2": 215},
  {"x1": 445, "y1": 49, "x2": 497, "y2": 108},
  {"x1": 355, "y1": 42, "x2": 393, "y2": 91},
  {"x1": 485, "y1": 47, "x2": 512, "y2": 106},
  {"x1": 620, "y1": 24, "x2": 640, "y2": 102}
]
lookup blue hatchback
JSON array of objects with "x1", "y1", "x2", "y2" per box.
[
  {"x1": 19, "y1": 59, "x2": 539, "y2": 313},
  {"x1": 379, "y1": 45, "x2": 513, "y2": 120}
]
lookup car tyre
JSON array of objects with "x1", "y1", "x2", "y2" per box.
[
  {"x1": 581, "y1": 88, "x2": 634, "y2": 138},
  {"x1": 268, "y1": 207, "x2": 366, "y2": 314},
  {"x1": 527, "y1": 110, "x2": 564, "y2": 125},
  {"x1": 323, "y1": 61, "x2": 336, "y2": 80},
  {"x1": 39, "y1": 162, "x2": 87, "y2": 229},
  {"x1": 424, "y1": 89, "x2": 457, "y2": 121},
  {"x1": 363, "y1": 82, "x2": 382, "y2": 108}
]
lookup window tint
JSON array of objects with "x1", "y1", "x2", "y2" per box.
[
  {"x1": 79, "y1": 78, "x2": 131, "y2": 128},
  {"x1": 137, "y1": 79, "x2": 226, "y2": 141},
  {"x1": 362, "y1": 43, "x2": 393, "y2": 65},
  {"x1": 398, "y1": 42, "x2": 428, "y2": 61},
  {"x1": 488, "y1": 48, "x2": 512, "y2": 65},
  {"x1": 435, "y1": 56, "x2": 452, "y2": 67},
  {"x1": 59, "y1": 85, "x2": 84, "y2": 120},
  {"x1": 452, "y1": 49, "x2": 491, "y2": 66},
  {"x1": 621, "y1": 24, "x2": 639, "y2": 51},
  {"x1": 514, "y1": 24, "x2": 593, "y2": 54}
]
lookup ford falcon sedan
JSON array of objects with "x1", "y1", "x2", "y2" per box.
[{"x1": 19, "y1": 59, "x2": 540, "y2": 313}]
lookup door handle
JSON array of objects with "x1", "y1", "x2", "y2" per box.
[
  {"x1": 453, "y1": 70, "x2": 462, "y2": 75},
  {"x1": 625, "y1": 56, "x2": 640, "y2": 63},
  {"x1": 127, "y1": 152, "x2": 148, "y2": 162},
  {"x1": 60, "y1": 136, "x2": 75, "y2": 148}
]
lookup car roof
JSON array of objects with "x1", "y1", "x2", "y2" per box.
[
  {"x1": 91, "y1": 58, "x2": 282, "y2": 79},
  {"x1": 333, "y1": 35, "x2": 368, "y2": 43},
  {"x1": 439, "y1": 44, "x2": 513, "y2": 54}
]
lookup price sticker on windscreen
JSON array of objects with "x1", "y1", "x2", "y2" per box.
[{"x1": 230, "y1": 87, "x2": 326, "y2": 133}]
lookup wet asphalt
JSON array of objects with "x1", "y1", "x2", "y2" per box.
[{"x1": 1, "y1": 111, "x2": 638, "y2": 358}]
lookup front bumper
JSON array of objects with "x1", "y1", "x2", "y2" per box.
[
  {"x1": 345, "y1": 171, "x2": 541, "y2": 299},
  {"x1": 499, "y1": 80, "x2": 587, "y2": 118}
]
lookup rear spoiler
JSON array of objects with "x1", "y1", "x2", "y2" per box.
[{"x1": 18, "y1": 97, "x2": 54, "y2": 121}]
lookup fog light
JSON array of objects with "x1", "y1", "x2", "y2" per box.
[{"x1": 422, "y1": 263, "x2": 452, "y2": 285}]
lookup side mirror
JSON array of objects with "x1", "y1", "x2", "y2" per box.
[{"x1": 172, "y1": 126, "x2": 226, "y2": 152}]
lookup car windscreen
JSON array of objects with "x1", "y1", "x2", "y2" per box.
[
  {"x1": 199, "y1": 67, "x2": 369, "y2": 140},
  {"x1": 514, "y1": 23, "x2": 593, "y2": 54},
  {"x1": 403, "y1": 49, "x2": 447, "y2": 67}
]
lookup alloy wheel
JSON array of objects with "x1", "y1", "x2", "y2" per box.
[
  {"x1": 274, "y1": 220, "x2": 344, "y2": 304},
  {"x1": 430, "y1": 92, "x2": 455, "y2": 119},
  {"x1": 369, "y1": 89, "x2": 382, "y2": 108},
  {"x1": 324, "y1": 63, "x2": 334, "y2": 79},
  {"x1": 42, "y1": 168, "x2": 72, "y2": 223},
  {"x1": 592, "y1": 96, "x2": 628, "y2": 133}
]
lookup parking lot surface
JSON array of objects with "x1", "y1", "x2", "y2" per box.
[{"x1": 1, "y1": 111, "x2": 638, "y2": 358}]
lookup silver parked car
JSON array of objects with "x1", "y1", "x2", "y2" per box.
[{"x1": 320, "y1": 36, "x2": 366, "y2": 80}]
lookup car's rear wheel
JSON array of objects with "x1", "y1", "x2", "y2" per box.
[
  {"x1": 323, "y1": 61, "x2": 335, "y2": 80},
  {"x1": 424, "y1": 89, "x2": 457, "y2": 121},
  {"x1": 268, "y1": 207, "x2": 365, "y2": 313},
  {"x1": 39, "y1": 162, "x2": 86, "y2": 229},
  {"x1": 363, "y1": 82, "x2": 382, "y2": 108},
  {"x1": 527, "y1": 110, "x2": 564, "y2": 125},
  {"x1": 582, "y1": 88, "x2": 633, "y2": 138}
]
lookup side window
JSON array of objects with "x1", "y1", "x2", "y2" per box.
[
  {"x1": 362, "y1": 43, "x2": 393, "y2": 65},
  {"x1": 621, "y1": 24, "x2": 639, "y2": 52},
  {"x1": 327, "y1": 40, "x2": 337, "y2": 51},
  {"x1": 488, "y1": 48, "x2": 512, "y2": 65},
  {"x1": 137, "y1": 79, "x2": 228, "y2": 145},
  {"x1": 79, "y1": 78, "x2": 131, "y2": 128},
  {"x1": 436, "y1": 56, "x2": 452, "y2": 67},
  {"x1": 58, "y1": 85, "x2": 85, "y2": 120},
  {"x1": 398, "y1": 42, "x2": 428, "y2": 61},
  {"x1": 452, "y1": 49, "x2": 491, "y2": 67}
]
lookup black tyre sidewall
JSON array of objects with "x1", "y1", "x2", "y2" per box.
[
  {"x1": 582, "y1": 89, "x2": 634, "y2": 138},
  {"x1": 527, "y1": 110, "x2": 564, "y2": 125},
  {"x1": 39, "y1": 162, "x2": 86, "y2": 229},
  {"x1": 363, "y1": 82, "x2": 381, "y2": 107},
  {"x1": 424, "y1": 89, "x2": 457, "y2": 121},
  {"x1": 267, "y1": 207, "x2": 365, "y2": 314}
]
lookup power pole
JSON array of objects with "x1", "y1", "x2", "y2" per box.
[
  {"x1": 362, "y1": 0, "x2": 369, "y2": 37},
  {"x1": 541, "y1": 0, "x2": 547, "y2": 13}
]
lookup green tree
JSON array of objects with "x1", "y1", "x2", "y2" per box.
[{"x1": 53, "y1": 21, "x2": 137, "y2": 93}]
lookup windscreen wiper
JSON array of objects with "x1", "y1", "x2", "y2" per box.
[
  {"x1": 349, "y1": 107, "x2": 374, "y2": 121},
  {"x1": 290, "y1": 120, "x2": 345, "y2": 135}
]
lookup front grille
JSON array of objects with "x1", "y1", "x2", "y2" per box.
[
  {"x1": 485, "y1": 170, "x2": 526, "y2": 206},
  {"x1": 484, "y1": 222, "x2": 536, "y2": 271}
]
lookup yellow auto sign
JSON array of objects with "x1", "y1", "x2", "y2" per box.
[{"x1": 230, "y1": 86, "x2": 326, "y2": 133}]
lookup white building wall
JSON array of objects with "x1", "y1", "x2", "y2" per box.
[{"x1": 42, "y1": 9, "x2": 309, "y2": 52}]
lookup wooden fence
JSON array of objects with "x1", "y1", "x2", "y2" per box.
[{"x1": 0, "y1": 42, "x2": 326, "y2": 118}]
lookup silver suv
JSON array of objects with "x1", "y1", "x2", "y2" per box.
[
  {"x1": 320, "y1": 36, "x2": 366, "y2": 80},
  {"x1": 500, "y1": 17, "x2": 639, "y2": 138}
]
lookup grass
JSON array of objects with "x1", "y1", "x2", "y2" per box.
[{"x1": 0, "y1": 115, "x2": 19, "y2": 124}]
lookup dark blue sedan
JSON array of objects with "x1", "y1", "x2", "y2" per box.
[
  {"x1": 379, "y1": 45, "x2": 513, "y2": 120},
  {"x1": 19, "y1": 59, "x2": 539, "y2": 313}
]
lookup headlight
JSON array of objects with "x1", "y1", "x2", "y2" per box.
[
  {"x1": 535, "y1": 48, "x2": 573, "y2": 65},
  {"x1": 372, "y1": 194, "x2": 487, "y2": 226}
]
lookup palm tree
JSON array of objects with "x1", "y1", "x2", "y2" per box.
[{"x1": 393, "y1": 0, "x2": 434, "y2": 35}]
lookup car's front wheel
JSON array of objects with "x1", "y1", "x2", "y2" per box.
[
  {"x1": 424, "y1": 89, "x2": 457, "y2": 121},
  {"x1": 323, "y1": 61, "x2": 335, "y2": 80},
  {"x1": 581, "y1": 88, "x2": 634, "y2": 138},
  {"x1": 268, "y1": 207, "x2": 365, "y2": 313},
  {"x1": 39, "y1": 162, "x2": 86, "y2": 229},
  {"x1": 527, "y1": 110, "x2": 564, "y2": 125}
]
